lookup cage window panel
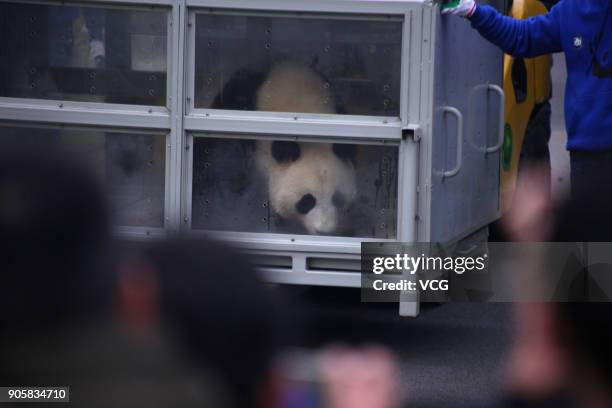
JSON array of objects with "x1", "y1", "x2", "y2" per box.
[
  {"x1": 191, "y1": 136, "x2": 399, "y2": 239},
  {"x1": 193, "y1": 12, "x2": 402, "y2": 117},
  {"x1": 0, "y1": 125, "x2": 166, "y2": 228},
  {"x1": 0, "y1": 2, "x2": 168, "y2": 106}
]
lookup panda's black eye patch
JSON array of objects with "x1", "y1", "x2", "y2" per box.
[
  {"x1": 271, "y1": 141, "x2": 301, "y2": 163},
  {"x1": 296, "y1": 193, "x2": 316, "y2": 214},
  {"x1": 332, "y1": 144, "x2": 358, "y2": 162}
]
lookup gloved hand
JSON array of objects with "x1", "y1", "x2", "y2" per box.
[{"x1": 441, "y1": 0, "x2": 477, "y2": 18}]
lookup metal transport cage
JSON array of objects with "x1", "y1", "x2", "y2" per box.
[{"x1": 0, "y1": 0, "x2": 505, "y2": 316}]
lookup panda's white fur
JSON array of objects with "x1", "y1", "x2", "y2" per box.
[
  {"x1": 256, "y1": 62, "x2": 336, "y2": 114},
  {"x1": 254, "y1": 62, "x2": 357, "y2": 234}
]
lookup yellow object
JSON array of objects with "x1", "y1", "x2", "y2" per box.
[{"x1": 501, "y1": 0, "x2": 552, "y2": 212}]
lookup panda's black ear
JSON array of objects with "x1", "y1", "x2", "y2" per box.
[
  {"x1": 271, "y1": 141, "x2": 301, "y2": 163},
  {"x1": 332, "y1": 144, "x2": 358, "y2": 162}
]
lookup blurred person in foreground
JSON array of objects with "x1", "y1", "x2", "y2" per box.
[
  {"x1": 500, "y1": 165, "x2": 612, "y2": 407},
  {"x1": 0, "y1": 142, "x2": 221, "y2": 407},
  {"x1": 317, "y1": 345, "x2": 401, "y2": 408},
  {"x1": 140, "y1": 237, "x2": 288, "y2": 408},
  {"x1": 142, "y1": 237, "x2": 403, "y2": 408},
  {"x1": 0, "y1": 140, "x2": 401, "y2": 408}
]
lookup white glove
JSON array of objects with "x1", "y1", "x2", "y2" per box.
[{"x1": 441, "y1": 0, "x2": 477, "y2": 18}]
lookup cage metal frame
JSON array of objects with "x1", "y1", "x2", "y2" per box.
[{"x1": 0, "y1": 0, "x2": 437, "y2": 316}]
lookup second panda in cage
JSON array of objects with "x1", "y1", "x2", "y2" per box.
[{"x1": 212, "y1": 62, "x2": 358, "y2": 235}]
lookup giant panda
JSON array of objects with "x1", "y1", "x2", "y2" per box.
[{"x1": 212, "y1": 62, "x2": 358, "y2": 235}]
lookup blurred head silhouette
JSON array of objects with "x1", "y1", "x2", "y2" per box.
[
  {"x1": 0, "y1": 140, "x2": 229, "y2": 407},
  {"x1": 143, "y1": 237, "x2": 286, "y2": 408},
  {"x1": 0, "y1": 140, "x2": 113, "y2": 331}
]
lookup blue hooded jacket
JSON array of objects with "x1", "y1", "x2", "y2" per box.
[{"x1": 469, "y1": 0, "x2": 612, "y2": 151}]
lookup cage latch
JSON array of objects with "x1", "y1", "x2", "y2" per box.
[{"x1": 402, "y1": 124, "x2": 422, "y2": 142}]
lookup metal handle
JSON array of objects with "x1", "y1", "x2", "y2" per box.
[
  {"x1": 441, "y1": 106, "x2": 463, "y2": 178},
  {"x1": 486, "y1": 84, "x2": 505, "y2": 153},
  {"x1": 466, "y1": 83, "x2": 505, "y2": 154}
]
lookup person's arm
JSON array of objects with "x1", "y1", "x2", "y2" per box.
[
  {"x1": 443, "y1": 1, "x2": 564, "y2": 58},
  {"x1": 470, "y1": 4, "x2": 563, "y2": 57}
]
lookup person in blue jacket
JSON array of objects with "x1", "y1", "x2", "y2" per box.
[{"x1": 443, "y1": 0, "x2": 612, "y2": 199}]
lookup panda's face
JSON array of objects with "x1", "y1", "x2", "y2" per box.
[{"x1": 257, "y1": 141, "x2": 357, "y2": 234}]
